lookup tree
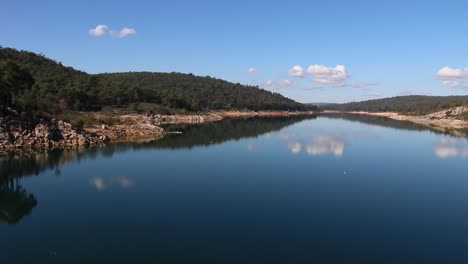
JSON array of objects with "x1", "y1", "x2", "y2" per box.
[{"x1": 0, "y1": 60, "x2": 35, "y2": 109}]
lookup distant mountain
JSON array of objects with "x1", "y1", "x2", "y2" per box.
[
  {"x1": 321, "y1": 95, "x2": 468, "y2": 115},
  {"x1": 0, "y1": 46, "x2": 315, "y2": 114}
]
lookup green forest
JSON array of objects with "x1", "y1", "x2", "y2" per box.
[
  {"x1": 0, "y1": 47, "x2": 314, "y2": 117},
  {"x1": 322, "y1": 95, "x2": 468, "y2": 115}
]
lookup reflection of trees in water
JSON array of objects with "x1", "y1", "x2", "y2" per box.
[
  {"x1": 0, "y1": 178, "x2": 37, "y2": 224},
  {"x1": 0, "y1": 149, "x2": 82, "y2": 225},
  {"x1": 0, "y1": 116, "x2": 315, "y2": 224},
  {"x1": 1, "y1": 114, "x2": 465, "y2": 185},
  {"x1": 153, "y1": 116, "x2": 318, "y2": 149},
  {"x1": 0, "y1": 149, "x2": 83, "y2": 181},
  {"x1": 320, "y1": 114, "x2": 429, "y2": 131},
  {"x1": 5, "y1": 114, "x2": 463, "y2": 224},
  {"x1": 81, "y1": 116, "x2": 317, "y2": 157},
  {"x1": 0, "y1": 116, "x2": 315, "y2": 182}
]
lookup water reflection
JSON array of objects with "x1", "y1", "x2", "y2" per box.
[
  {"x1": 1, "y1": 114, "x2": 467, "y2": 224},
  {"x1": 90, "y1": 176, "x2": 135, "y2": 191},
  {"x1": 321, "y1": 113, "x2": 432, "y2": 132},
  {"x1": 321, "y1": 113, "x2": 468, "y2": 138},
  {"x1": 0, "y1": 179, "x2": 37, "y2": 225},
  {"x1": 286, "y1": 136, "x2": 345, "y2": 157},
  {"x1": 433, "y1": 139, "x2": 468, "y2": 158},
  {"x1": 158, "y1": 116, "x2": 317, "y2": 149},
  {"x1": 307, "y1": 136, "x2": 345, "y2": 156},
  {"x1": 0, "y1": 116, "x2": 316, "y2": 224}
]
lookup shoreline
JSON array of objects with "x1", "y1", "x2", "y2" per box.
[
  {"x1": 2, "y1": 108, "x2": 467, "y2": 152},
  {"x1": 0, "y1": 110, "x2": 319, "y2": 152}
]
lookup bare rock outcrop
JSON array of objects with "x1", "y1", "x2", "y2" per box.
[
  {"x1": 96, "y1": 123, "x2": 164, "y2": 142},
  {"x1": 0, "y1": 113, "x2": 109, "y2": 151}
]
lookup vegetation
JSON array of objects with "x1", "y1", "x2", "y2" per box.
[
  {"x1": 0, "y1": 60, "x2": 35, "y2": 110},
  {"x1": 322, "y1": 95, "x2": 468, "y2": 115},
  {"x1": 0, "y1": 46, "x2": 315, "y2": 118}
]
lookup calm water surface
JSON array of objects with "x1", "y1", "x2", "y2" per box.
[{"x1": 2, "y1": 115, "x2": 468, "y2": 263}]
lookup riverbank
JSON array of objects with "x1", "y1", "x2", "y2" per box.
[{"x1": 0, "y1": 110, "x2": 318, "y2": 151}]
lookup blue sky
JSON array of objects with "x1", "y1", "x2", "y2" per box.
[{"x1": 2, "y1": 0, "x2": 468, "y2": 103}]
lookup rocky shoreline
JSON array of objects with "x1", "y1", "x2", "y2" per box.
[{"x1": 0, "y1": 115, "x2": 108, "y2": 151}]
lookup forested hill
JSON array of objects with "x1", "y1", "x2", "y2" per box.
[
  {"x1": 0, "y1": 47, "x2": 313, "y2": 114},
  {"x1": 322, "y1": 95, "x2": 468, "y2": 115}
]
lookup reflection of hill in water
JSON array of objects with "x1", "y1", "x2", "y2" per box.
[
  {"x1": 0, "y1": 116, "x2": 315, "y2": 224},
  {"x1": 152, "y1": 116, "x2": 317, "y2": 149},
  {"x1": 0, "y1": 149, "x2": 80, "y2": 182},
  {"x1": 1, "y1": 114, "x2": 466, "y2": 224},
  {"x1": 320, "y1": 113, "x2": 468, "y2": 137},
  {"x1": 0, "y1": 150, "x2": 80, "y2": 224},
  {"x1": 2, "y1": 114, "x2": 466, "y2": 185},
  {"x1": 0, "y1": 180, "x2": 37, "y2": 225},
  {"x1": 0, "y1": 116, "x2": 314, "y2": 183}
]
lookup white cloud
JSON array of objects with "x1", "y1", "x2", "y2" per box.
[
  {"x1": 248, "y1": 67, "x2": 257, "y2": 74},
  {"x1": 286, "y1": 64, "x2": 377, "y2": 88},
  {"x1": 89, "y1": 24, "x2": 109, "y2": 37},
  {"x1": 110, "y1": 27, "x2": 137, "y2": 38},
  {"x1": 436, "y1": 66, "x2": 468, "y2": 90},
  {"x1": 307, "y1": 64, "x2": 350, "y2": 86},
  {"x1": 279, "y1": 80, "x2": 294, "y2": 87},
  {"x1": 89, "y1": 25, "x2": 136, "y2": 38},
  {"x1": 288, "y1": 65, "x2": 306, "y2": 78},
  {"x1": 262, "y1": 79, "x2": 295, "y2": 90},
  {"x1": 436, "y1": 66, "x2": 468, "y2": 79},
  {"x1": 442, "y1": 80, "x2": 460, "y2": 87},
  {"x1": 441, "y1": 80, "x2": 468, "y2": 89}
]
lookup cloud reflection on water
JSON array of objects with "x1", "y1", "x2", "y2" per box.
[
  {"x1": 433, "y1": 139, "x2": 468, "y2": 158},
  {"x1": 286, "y1": 136, "x2": 345, "y2": 157},
  {"x1": 90, "y1": 176, "x2": 135, "y2": 191},
  {"x1": 306, "y1": 136, "x2": 345, "y2": 157},
  {"x1": 277, "y1": 129, "x2": 346, "y2": 157}
]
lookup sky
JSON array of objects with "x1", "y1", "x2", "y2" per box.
[{"x1": 2, "y1": 0, "x2": 468, "y2": 103}]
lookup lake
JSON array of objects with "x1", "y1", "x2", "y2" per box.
[{"x1": 2, "y1": 114, "x2": 468, "y2": 263}]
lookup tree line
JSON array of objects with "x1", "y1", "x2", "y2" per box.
[
  {"x1": 0, "y1": 47, "x2": 315, "y2": 117},
  {"x1": 322, "y1": 95, "x2": 468, "y2": 115}
]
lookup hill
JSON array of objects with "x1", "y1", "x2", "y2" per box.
[
  {"x1": 0, "y1": 46, "x2": 313, "y2": 115},
  {"x1": 322, "y1": 95, "x2": 468, "y2": 115}
]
